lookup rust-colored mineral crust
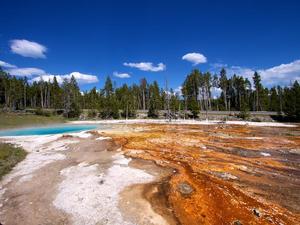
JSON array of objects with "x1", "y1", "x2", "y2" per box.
[{"x1": 104, "y1": 124, "x2": 300, "y2": 225}]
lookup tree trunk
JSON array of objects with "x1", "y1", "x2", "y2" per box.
[
  {"x1": 279, "y1": 94, "x2": 283, "y2": 113},
  {"x1": 184, "y1": 96, "x2": 187, "y2": 120},
  {"x1": 208, "y1": 86, "x2": 212, "y2": 111},
  {"x1": 223, "y1": 89, "x2": 227, "y2": 110},
  {"x1": 256, "y1": 89, "x2": 259, "y2": 111},
  {"x1": 126, "y1": 101, "x2": 128, "y2": 120},
  {"x1": 40, "y1": 88, "x2": 44, "y2": 108},
  {"x1": 142, "y1": 89, "x2": 145, "y2": 110},
  {"x1": 47, "y1": 88, "x2": 50, "y2": 108},
  {"x1": 24, "y1": 85, "x2": 26, "y2": 109},
  {"x1": 239, "y1": 93, "x2": 241, "y2": 111}
]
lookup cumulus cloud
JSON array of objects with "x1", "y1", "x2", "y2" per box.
[
  {"x1": 1, "y1": 59, "x2": 98, "y2": 85},
  {"x1": 182, "y1": 53, "x2": 207, "y2": 65},
  {"x1": 259, "y1": 60, "x2": 300, "y2": 86},
  {"x1": 67, "y1": 72, "x2": 99, "y2": 84},
  {"x1": 30, "y1": 74, "x2": 62, "y2": 83},
  {"x1": 31, "y1": 72, "x2": 98, "y2": 84},
  {"x1": 7, "y1": 67, "x2": 46, "y2": 76},
  {"x1": 210, "y1": 59, "x2": 300, "y2": 87},
  {"x1": 0, "y1": 60, "x2": 17, "y2": 68},
  {"x1": 210, "y1": 63, "x2": 228, "y2": 69},
  {"x1": 113, "y1": 72, "x2": 131, "y2": 78},
  {"x1": 174, "y1": 86, "x2": 182, "y2": 96},
  {"x1": 10, "y1": 39, "x2": 47, "y2": 58},
  {"x1": 211, "y1": 87, "x2": 222, "y2": 99},
  {"x1": 0, "y1": 59, "x2": 45, "y2": 76},
  {"x1": 123, "y1": 62, "x2": 166, "y2": 72},
  {"x1": 226, "y1": 66, "x2": 255, "y2": 81}
]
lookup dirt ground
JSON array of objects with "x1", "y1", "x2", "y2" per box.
[
  {"x1": 0, "y1": 123, "x2": 299, "y2": 225},
  {"x1": 0, "y1": 131, "x2": 173, "y2": 225}
]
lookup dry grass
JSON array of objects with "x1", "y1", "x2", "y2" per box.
[
  {"x1": 0, "y1": 112, "x2": 66, "y2": 130},
  {"x1": 0, "y1": 143, "x2": 27, "y2": 179}
]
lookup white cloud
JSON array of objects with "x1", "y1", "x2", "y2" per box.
[
  {"x1": 0, "y1": 60, "x2": 17, "y2": 68},
  {"x1": 1, "y1": 59, "x2": 45, "y2": 76},
  {"x1": 7, "y1": 67, "x2": 45, "y2": 76},
  {"x1": 227, "y1": 66, "x2": 255, "y2": 81},
  {"x1": 66, "y1": 72, "x2": 98, "y2": 84},
  {"x1": 123, "y1": 62, "x2": 166, "y2": 72},
  {"x1": 1, "y1": 59, "x2": 98, "y2": 85},
  {"x1": 30, "y1": 74, "x2": 62, "y2": 83},
  {"x1": 182, "y1": 53, "x2": 207, "y2": 65},
  {"x1": 258, "y1": 60, "x2": 300, "y2": 86},
  {"x1": 113, "y1": 72, "x2": 131, "y2": 78},
  {"x1": 31, "y1": 72, "x2": 98, "y2": 84},
  {"x1": 211, "y1": 59, "x2": 300, "y2": 87},
  {"x1": 174, "y1": 86, "x2": 182, "y2": 96},
  {"x1": 211, "y1": 87, "x2": 222, "y2": 99},
  {"x1": 10, "y1": 39, "x2": 47, "y2": 58},
  {"x1": 210, "y1": 63, "x2": 227, "y2": 69}
]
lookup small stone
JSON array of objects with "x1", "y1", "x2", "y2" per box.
[
  {"x1": 200, "y1": 144, "x2": 207, "y2": 149},
  {"x1": 260, "y1": 152, "x2": 271, "y2": 157},
  {"x1": 99, "y1": 180, "x2": 104, "y2": 185},
  {"x1": 253, "y1": 208, "x2": 261, "y2": 217},
  {"x1": 177, "y1": 182, "x2": 194, "y2": 196},
  {"x1": 233, "y1": 220, "x2": 242, "y2": 225},
  {"x1": 212, "y1": 171, "x2": 238, "y2": 180},
  {"x1": 266, "y1": 216, "x2": 273, "y2": 223}
]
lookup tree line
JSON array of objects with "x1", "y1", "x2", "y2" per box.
[{"x1": 0, "y1": 67, "x2": 299, "y2": 121}]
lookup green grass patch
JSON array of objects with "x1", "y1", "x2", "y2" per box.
[
  {"x1": 0, "y1": 143, "x2": 27, "y2": 179},
  {"x1": 0, "y1": 112, "x2": 66, "y2": 130}
]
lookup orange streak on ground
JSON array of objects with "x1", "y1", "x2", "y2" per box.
[{"x1": 103, "y1": 124, "x2": 300, "y2": 225}]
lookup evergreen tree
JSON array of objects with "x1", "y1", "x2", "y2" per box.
[
  {"x1": 140, "y1": 78, "x2": 147, "y2": 110},
  {"x1": 0, "y1": 65, "x2": 299, "y2": 122},
  {"x1": 182, "y1": 69, "x2": 201, "y2": 117},
  {"x1": 99, "y1": 76, "x2": 119, "y2": 119},
  {"x1": 269, "y1": 87, "x2": 279, "y2": 112},
  {"x1": 62, "y1": 77, "x2": 81, "y2": 118},
  {"x1": 219, "y1": 68, "x2": 228, "y2": 110},
  {"x1": 51, "y1": 76, "x2": 62, "y2": 109},
  {"x1": 170, "y1": 88, "x2": 180, "y2": 116},
  {"x1": 283, "y1": 81, "x2": 300, "y2": 120},
  {"x1": 148, "y1": 81, "x2": 161, "y2": 118},
  {"x1": 253, "y1": 71, "x2": 262, "y2": 111}
]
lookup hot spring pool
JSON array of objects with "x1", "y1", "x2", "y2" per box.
[{"x1": 0, "y1": 124, "x2": 99, "y2": 136}]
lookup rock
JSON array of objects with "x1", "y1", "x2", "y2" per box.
[
  {"x1": 211, "y1": 171, "x2": 238, "y2": 180},
  {"x1": 260, "y1": 152, "x2": 271, "y2": 157},
  {"x1": 253, "y1": 208, "x2": 261, "y2": 217},
  {"x1": 200, "y1": 144, "x2": 207, "y2": 149},
  {"x1": 178, "y1": 182, "x2": 194, "y2": 196},
  {"x1": 99, "y1": 179, "x2": 104, "y2": 185},
  {"x1": 238, "y1": 165, "x2": 253, "y2": 174},
  {"x1": 233, "y1": 220, "x2": 242, "y2": 225},
  {"x1": 265, "y1": 216, "x2": 274, "y2": 223},
  {"x1": 290, "y1": 148, "x2": 300, "y2": 155}
]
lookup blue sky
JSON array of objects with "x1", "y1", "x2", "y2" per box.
[{"x1": 0, "y1": 0, "x2": 300, "y2": 91}]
